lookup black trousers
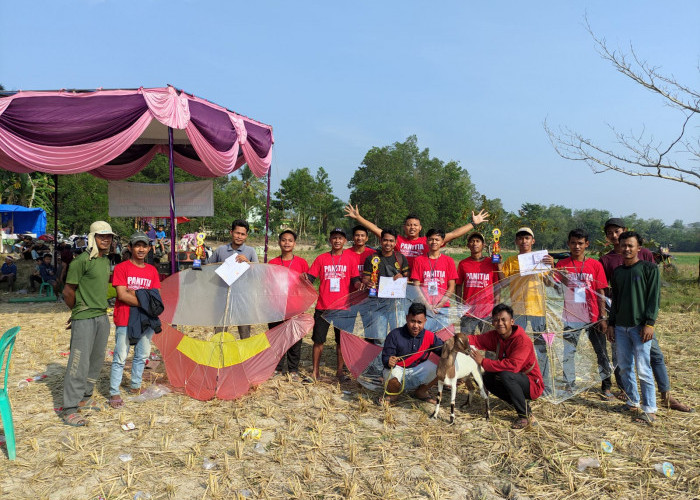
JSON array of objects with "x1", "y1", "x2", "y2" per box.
[
  {"x1": 269, "y1": 321, "x2": 302, "y2": 372},
  {"x1": 483, "y1": 371, "x2": 532, "y2": 418}
]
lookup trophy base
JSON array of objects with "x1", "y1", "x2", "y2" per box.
[
  {"x1": 491, "y1": 255, "x2": 501, "y2": 264},
  {"x1": 192, "y1": 259, "x2": 202, "y2": 270}
]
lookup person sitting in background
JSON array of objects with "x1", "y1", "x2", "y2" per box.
[
  {"x1": 38, "y1": 253, "x2": 58, "y2": 292},
  {"x1": 155, "y1": 225, "x2": 167, "y2": 255},
  {"x1": 0, "y1": 256, "x2": 17, "y2": 291},
  {"x1": 29, "y1": 255, "x2": 44, "y2": 292}
]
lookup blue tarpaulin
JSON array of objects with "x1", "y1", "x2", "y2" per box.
[{"x1": 0, "y1": 204, "x2": 47, "y2": 235}]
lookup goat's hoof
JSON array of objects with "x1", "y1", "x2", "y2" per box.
[
  {"x1": 430, "y1": 412, "x2": 438, "y2": 419},
  {"x1": 449, "y1": 417, "x2": 455, "y2": 425}
]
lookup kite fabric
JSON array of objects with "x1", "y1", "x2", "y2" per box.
[
  {"x1": 153, "y1": 263, "x2": 318, "y2": 400},
  {"x1": 153, "y1": 315, "x2": 314, "y2": 400},
  {"x1": 323, "y1": 287, "x2": 456, "y2": 391},
  {"x1": 324, "y1": 270, "x2": 610, "y2": 403},
  {"x1": 160, "y1": 264, "x2": 318, "y2": 326},
  {"x1": 0, "y1": 86, "x2": 273, "y2": 179},
  {"x1": 108, "y1": 180, "x2": 214, "y2": 217},
  {"x1": 461, "y1": 268, "x2": 611, "y2": 404}
]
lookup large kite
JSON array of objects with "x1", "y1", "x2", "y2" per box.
[{"x1": 153, "y1": 264, "x2": 317, "y2": 400}]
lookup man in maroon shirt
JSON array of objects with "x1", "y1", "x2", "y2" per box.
[{"x1": 599, "y1": 218, "x2": 691, "y2": 412}]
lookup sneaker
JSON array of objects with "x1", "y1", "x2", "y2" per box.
[{"x1": 272, "y1": 370, "x2": 283, "y2": 378}]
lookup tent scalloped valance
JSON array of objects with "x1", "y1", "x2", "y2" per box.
[{"x1": 0, "y1": 86, "x2": 273, "y2": 179}]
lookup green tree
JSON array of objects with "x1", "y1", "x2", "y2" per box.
[
  {"x1": 348, "y1": 136, "x2": 480, "y2": 235},
  {"x1": 273, "y1": 167, "x2": 316, "y2": 237}
]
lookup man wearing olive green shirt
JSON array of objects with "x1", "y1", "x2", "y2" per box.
[{"x1": 61, "y1": 221, "x2": 115, "y2": 426}]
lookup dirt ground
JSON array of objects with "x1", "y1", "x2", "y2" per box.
[{"x1": 0, "y1": 294, "x2": 698, "y2": 499}]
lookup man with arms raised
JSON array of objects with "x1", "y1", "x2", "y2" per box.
[
  {"x1": 457, "y1": 232, "x2": 502, "y2": 334},
  {"x1": 62, "y1": 221, "x2": 115, "y2": 426},
  {"x1": 599, "y1": 218, "x2": 691, "y2": 412},
  {"x1": 468, "y1": 304, "x2": 544, "y2": 429},
  {"x1": 209, "y1": 219, "x2": 258, "y2": 339},
  {"x1": 344, "y1": 205, "x2": 489, "y2": 269},
  {"x1": 307, "y1": 228, "x2": 361, "y2": 382},
  {"x1": 606, "y1": 231, "x2": 659, "y2": 425},
  {"x1": 381, "y1": 302, "x2": 444, "y2": 404}
]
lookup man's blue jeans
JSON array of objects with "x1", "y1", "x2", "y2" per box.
[
  {"x1": 109, "y1": 326, "x2": 154, "y2": 396},
  {"x1": 363, "y1": 298, "x2": 401, "y2": 345},
  {"x1": 562, "y1": 322, "x2": 613, "y2": 390},
  {"x1": 612, "y1": 334, "x2": 670, "y2": 393},
  {"x1": 615, "y1": 325, "x2": 656, "y2": 413}
]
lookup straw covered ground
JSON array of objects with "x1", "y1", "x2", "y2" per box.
[{"x1": 0, "y1": 253, "x2": 698, "y2": 499}]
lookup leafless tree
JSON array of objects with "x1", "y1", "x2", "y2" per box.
[{"x1": 545, "y1": 21, "x2": 700, "y2": 190}]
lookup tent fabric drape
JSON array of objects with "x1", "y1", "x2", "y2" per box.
[{"x1": 0, "y1": 87, "x2": 273, "y2": 179}]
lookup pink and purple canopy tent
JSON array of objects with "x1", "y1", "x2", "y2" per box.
[{"x1": 0, "y1": 86, "x2": 274, "y2": 272}]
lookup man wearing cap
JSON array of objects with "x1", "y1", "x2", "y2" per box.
[
  {"x1": 600, "y1": 218, "x2": 692, "y2": 412},
  {"x1": 500, "y1": 227, "x2": 555, "y2": 395},
  {"x1": 209, "y1": 219, "x2": 258, "y2": 339},
  {"x1": 457, "y1": 232, "x2": 502, "y2": 334},
  {"x1": 0, "y1": 255, "x2": 17, "y2": 291},
  {"x1": 307, "y1": 228, "x2": 361, "y2": 382},
  {"x1": 62, "y1": 221, "x2": 115, "y2": 426},
  {"x1": 108, "y1": 232, "x2": 161, "y2": 409}
]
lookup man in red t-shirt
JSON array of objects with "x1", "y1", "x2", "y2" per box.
[
  {"x1": 555, "y1": 229, "x2": 612, "y2": 398},
  {"x1": 343, "y1": 224, "x2": 376, "y2": 333},
  {"x1": 457, "y1": 232, "x2": 502, "y2": 334},
  {"x1": 344, "y1": 204, "x2": 489, "y2": 269},
  {"x1": 410, "y1": 229, "x2": 458, "y2": 332},
  {"x1": 268, "y1": 229, "x2": 310, "y2": 379},
  {"x1": 307, "y1": 228, "x2": 361, "y2": 382},
  {"x1": 109, "y1": 232, "x2": 161, "y2": 409}
]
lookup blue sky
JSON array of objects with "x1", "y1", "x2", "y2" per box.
[{"x1": 2, "y1": 1, "x2": 698, "y2": 224}]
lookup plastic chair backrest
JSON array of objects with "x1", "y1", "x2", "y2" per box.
[{"x1": 0, "y1": 327, "x2": 20, "y2": 393}]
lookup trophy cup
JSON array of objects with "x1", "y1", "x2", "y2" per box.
[
  {"x1": 193, "y1": 232, "x2": 206, "y2": 270},
  {"x1": 368, "y1": 255, "x2": 380, "y2": 297},
  {"x1": 491, "y1": 228, "x2": 502, "y2": 264}
]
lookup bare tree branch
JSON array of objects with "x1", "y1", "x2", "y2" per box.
[{"x1": 546, "y1": 19, "x2": 700, "y2": 190}]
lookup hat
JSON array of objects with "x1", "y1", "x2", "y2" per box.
[
  {"x1": 516, "y1": 227, "x2": 535, "y2": 238},
  {"x1": 467, "y1": 232, "x2": 485, "y2": 242},
  {"x1": 5, "y1": 255, "x2": 13, "y2": 261},
  {"x1": 129, "y1": 232, "x2": 150, "y2": 245},
  {"x1": 89, "y1": 221, "x2": 115, "y2": 236},
  {"x1": 329, "y1": 227, "x2": 347, "y2": 238},
  {"x1": 604, "y1": 218, "x2": 625, "y2": 230}
]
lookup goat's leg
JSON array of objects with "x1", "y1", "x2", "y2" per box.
[
  {"x1": 431, "y1": 380, "x2": 443, "y2": 419},
  {"x1": 449, "y1": 379, "x2": 457, "y2": 425},
  {"x1": 472, "y1": 369, "x2": 490, "y2": 420}
]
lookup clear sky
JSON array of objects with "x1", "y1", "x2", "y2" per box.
[{"x1": 2, "y1": 1, "x2": 698, "y2": 224}]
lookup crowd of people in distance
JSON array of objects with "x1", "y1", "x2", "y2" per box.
[{"x1": 57, "y1": 209, "x2": 692, "y2": 428}]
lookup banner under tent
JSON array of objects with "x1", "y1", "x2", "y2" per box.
[
  {"x1": 0, "y1": 86, "x2": 274, "y2": 273},
  {"x1": 108, "y1": 180, "x2": 214, "y2": 217}
]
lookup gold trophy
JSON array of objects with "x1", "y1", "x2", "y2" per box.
[
  {"x1": 491, "y1": 228, "x2": 502, "y2": 264},
  {"x1": 368, "y1": 255, "x2": 380, "y2": 297}
]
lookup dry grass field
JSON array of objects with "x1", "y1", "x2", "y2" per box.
[{"x1": 0, "y1": 256, "x2": 697, "y2": 499}]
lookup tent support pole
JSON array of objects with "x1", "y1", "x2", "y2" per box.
[
  {"x1": 264, "y1": 169, "x2": 270, "y2": 263},
  {"x1": 53, "y1": 174, "x2": 58, "y2": 268},
  {"x1": 168, "y1": 127, "x2": 177, "y2": 275}
]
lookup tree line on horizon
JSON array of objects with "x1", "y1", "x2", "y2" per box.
[{"x1": 0, "y1": 136, "x2": 697, "y2": 252}]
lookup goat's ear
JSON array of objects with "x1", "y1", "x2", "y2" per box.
[{"x1": 441, "y1": 337, "x2": 454, "y2": 358}]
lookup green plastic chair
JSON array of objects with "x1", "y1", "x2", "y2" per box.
[{"x1": 0, "y1": 326, "x2": 20, "y2": 460}]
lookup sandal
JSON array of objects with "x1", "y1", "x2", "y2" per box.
[
  {"x1": 128, "y1": 387, "x2": 142, "y2": 395},
  {"x1": 633, "y1": 412, "x2": 656, "y2": 426},
  {"x1": 78, "y1": 397, "x2": 102, "y2": 412},
  {"x1": 63, "y1": 412, "x2": 87, "y2": 427},
  {"x1": 109, "y1": 395, "x2": 124, "y2": 409},
  {"x1": 336, "y1": 374, "x2": 351, "y2": 383},
  {"x1": 601, "y1": 390, "x2": 617, "y2": 401},
  {"x1": 616, "y1": 403, "x2": 640, "y2": 414}
]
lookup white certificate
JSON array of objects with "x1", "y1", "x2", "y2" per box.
[
  {"x1": 378, "y1": 276, "x2": 408, "y2": 298},
  {"x1": 214, "y1": 255, "x2": 251, "y2": 286},
  {"x1": 518, "y1": 250, "x2": 551, "y2": 276}
]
